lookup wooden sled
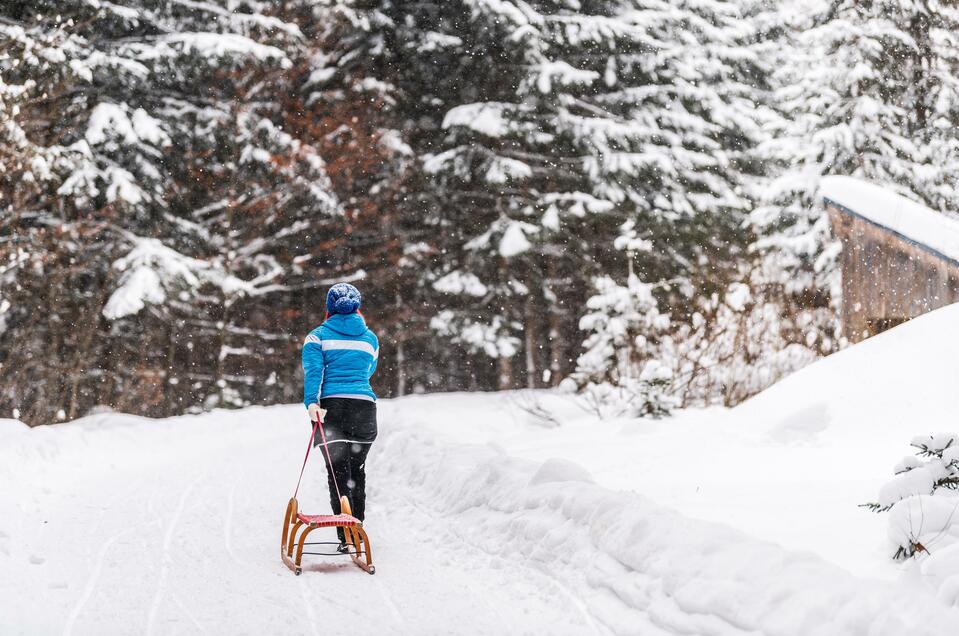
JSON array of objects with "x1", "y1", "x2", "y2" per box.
[{"x1": 280, "y1": 495, "x2": 375, "y2": 575}]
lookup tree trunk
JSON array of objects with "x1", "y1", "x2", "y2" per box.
[
  {"x1": 524, "y1": 296, "x2": 537, "y2": 389},
  {"x1": 395, "y1": 337, "x2": 406, "y2": 397},
  {"x1": 547, "y1": 305, "x2": 567, "y2": 387},
  {"x1": 498, "y1": 355, "x2": 512, "y2": 391}
]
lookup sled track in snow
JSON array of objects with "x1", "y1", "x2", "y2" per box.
[
  {"x1": 146, "y1": 472, "x2": 205, "y2": 636},
  {"x1": 63, "y1": 476, "x2": 149, "y2": 636}
]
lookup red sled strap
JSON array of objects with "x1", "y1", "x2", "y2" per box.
[{"x1": 292, "y1": 416, "x2": 321, "y2": 500}]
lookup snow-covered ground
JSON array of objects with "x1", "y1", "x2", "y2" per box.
[
  {"x1": 2, "y1": 407, "x2": 606, "y2": 635},
  {"x1": 5, "y1": 305, "x2": 959, "y2": 634},
  {"x1": 391, "y1": 303, "x2": 959, "y2": 587}
]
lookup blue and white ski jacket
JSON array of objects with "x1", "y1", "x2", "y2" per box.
[{"x1": 302, "y1": 313, "x2": 379, "y2": 406}]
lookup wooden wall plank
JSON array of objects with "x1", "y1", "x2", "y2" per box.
[{"x1": 827, "y1": 204, "x2": 959, "y2": 343}]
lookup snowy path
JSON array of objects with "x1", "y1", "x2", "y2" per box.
[
  {"x1": 4, "y1": 408, "x2": 593, "y2": 635},
  {"x1": 4, "y1": 403, "x2": 959, "y2": 635}
]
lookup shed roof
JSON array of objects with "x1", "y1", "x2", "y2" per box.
[{"x1": 821, "y1": 176, "x2": 959, "y2": 266}]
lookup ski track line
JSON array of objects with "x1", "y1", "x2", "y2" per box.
[
  {"x1": 62, "y1": 529, "x2": 130, "y2": 636},
  {"x1": 62, "y1": 477, "x2": 147, "y2": 636},
  {"x1": 538, "y1": 568, "x2": 608, "y2": 636},
  {"x1": 296, "y1": 578, "x2": 322, "y2": 636},
  {"x1": 362, "y1": 516, "x2": 409, "y2": 630},
  {"x1": 145, "y1": 471, "x2": 205, "y2": 636},
  {"x1": 370, "y1": 574, "x2": 407, "y2": 629},
  {"x1": 223, "y1": 480, "x2": 244, "y2": 566},
  {"x1": 171, "y1": 592, "x2": 211, "y2": 636}
]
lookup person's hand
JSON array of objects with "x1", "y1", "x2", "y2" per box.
[{"x1": 308, "y1": 403, "x2": 324, "y2": 423}]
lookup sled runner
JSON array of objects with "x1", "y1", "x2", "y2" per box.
[{"x1": 280, "y1": 410, "x2": 375, "y2": 575}]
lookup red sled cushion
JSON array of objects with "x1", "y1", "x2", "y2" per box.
[{"x1": 296, "y1": 513, "x2": 359, "y2": 527}]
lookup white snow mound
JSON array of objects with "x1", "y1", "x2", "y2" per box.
[{"x1": 736, "y1": 302, "x2": 959, "y2": 446}]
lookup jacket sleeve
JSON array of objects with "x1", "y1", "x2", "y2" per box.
[
  {"x1": 302, "y1": 333, "x2": 324, "y2": 408},
  {"x1": 368, "y1": 332, "x2": 379, "y2": 378}
]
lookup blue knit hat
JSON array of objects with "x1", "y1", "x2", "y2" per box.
[{"x1": 326, "y1": 283, "x2": 362, "y2": 315}]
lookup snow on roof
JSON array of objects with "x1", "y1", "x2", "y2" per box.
[{"x1": 820, "y1": 176, "x2": 959, "y2": 265}]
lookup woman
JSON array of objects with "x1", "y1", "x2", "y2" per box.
[{"x1": 302, "y1": 283, "x2": 379, "y2": 550}]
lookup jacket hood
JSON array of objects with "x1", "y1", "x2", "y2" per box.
[{"x1": 323, "y1": 312, "x2": 368, "y2": 337}]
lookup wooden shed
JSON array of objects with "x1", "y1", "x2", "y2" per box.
[{"x1": 822, "y1": 176, "x2": 959, "y2": 343}]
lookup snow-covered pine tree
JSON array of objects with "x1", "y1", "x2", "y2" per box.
[
  {"x1": 521, "y1": 0, "x2": 772, "y2": 409},
  {"x1": 412, "y1": 0, "x2": 645, "y2": 391},
  {"x1": 291, "y1": 1, "x2": 561, "y2": 391},
  {"x1": 0, "y1": 2, "x2": 339, "y2": 423},
  {"x1": 751, "y1": 0, "x2": 959, "y2": 353},
  {"x1": 263, "y1": 1, "x2": 777, "y2": 400},
  {"x1": 420, "y1": 0, "x2": 774, "y2": 394},
  {"x1": 865, "y1": 433, "x2": 959, "y2": 559},
  {"x1": 590, "y1": 0, "x2": 772, "y2": 286},
  {"x1": 285, "y1": 0, "x2": 442, "y2": 396},
  {"x1": 566, "y1": 271, "x2": 676, "y2": 418}
]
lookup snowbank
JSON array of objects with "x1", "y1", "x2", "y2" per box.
[
  {"x1": 736, "y1": 302, "x2": 959, "y2": 449},
  {"x1": 0, "y1": 417, "x2": 28, "y2": 432},
  {"x1": 820, "y1": 175, "x2": 959, "y2": 263},
  {"x1": 378, "y1": 427, "x2": 959, "y2": 634},
  {"x1": 733, "y1": 303, "x2": 959, "y2": 594},
  {"x1": 384, "y1": 303, "x2": 959, "y2": 589}
]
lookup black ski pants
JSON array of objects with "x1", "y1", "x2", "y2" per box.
[{"x1": 314, "y1": 398, "x2": 377, "y2": 541}]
